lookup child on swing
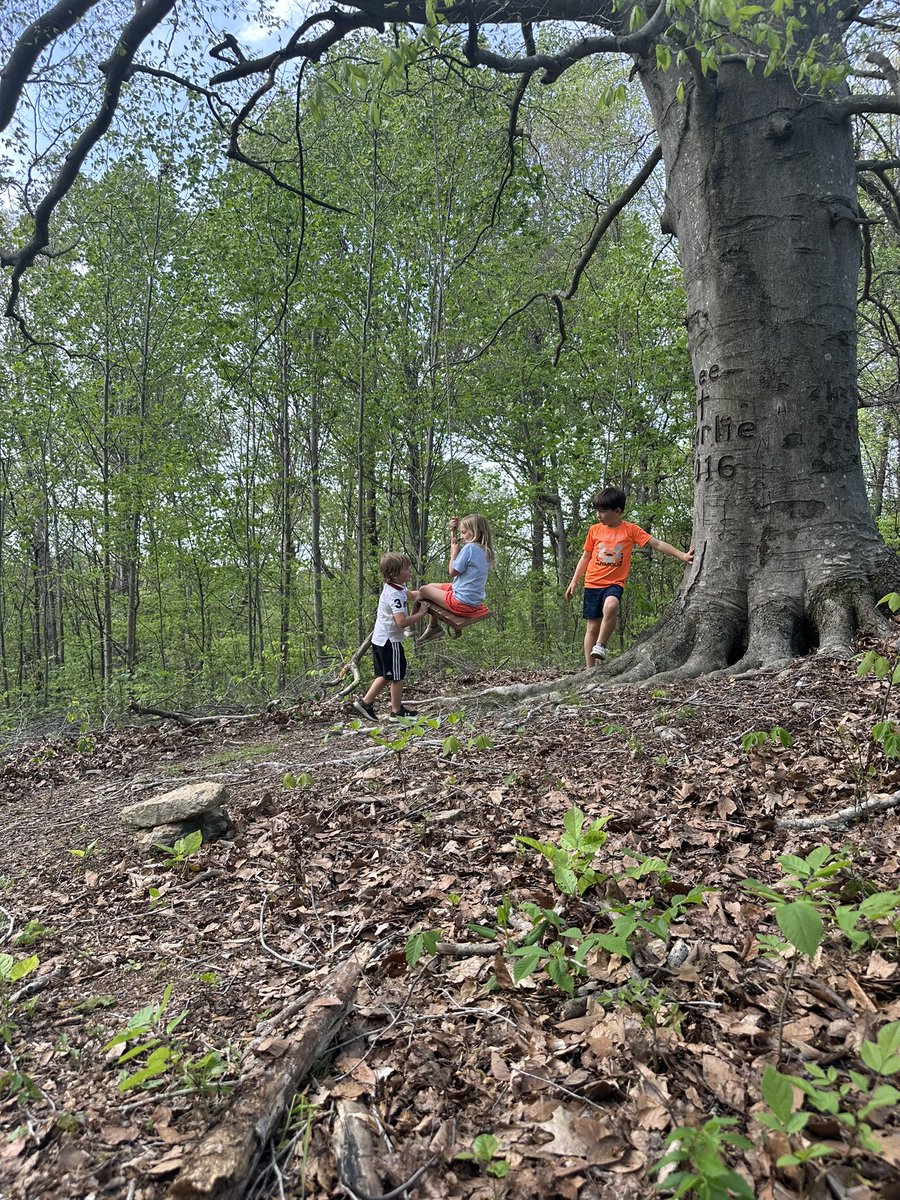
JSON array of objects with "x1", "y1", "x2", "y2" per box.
[{"x1": 414, "y1": 514, "x2": 494, "y2": 643}]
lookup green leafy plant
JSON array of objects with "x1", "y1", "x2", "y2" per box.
[
  {"x1": 856, "y1": 599, "x2": 900, "y2": 779},
  {"x1": 153, "y1": 829, "x2": 203, "y2": 867},
  {"x1": 370, "y1": 716, "x2": 430, "y2": 797},
  {"x1": 455, "y1": 1132, "x2": 510, "y2": 1179},
  {"x1": 741, "y1": 725, "x2": 793, "y2": 753},
  {"x1": 516, "y1": 806, "x2": 612, "y2": 896},
  {"x1": 181, "y1": 1047, "x2": 234, "y2": 1094},
  {"x1": 282, "y1": 771, "x2": 314, "y2": 789},
  {"x1": 0, "y1": 1068, "x2": 41, "y2": 1104},
  {"x1": 742, "y1": 844, "x2": 858, "y2": 959},
  {"x1": 404, "y1": 928, "x2": 441, "y2": 967},
  {"x1": 758, "y1": 1023, "x2": 900, "y2": 1165},
  {"x1": 509, "y1": 912, "x2": 584, "y2": 996},
  {"x1": 0, "y1": 953, "x2": 39, "y2": 1042},
  {"x1": 103, "y1": 983, "x2": 189, "y2": 1092},
  {"x1": 68, "y1": 839, "x2": 101, "y2": 861},
  {"x1": 652, "y1": 1117, "x2": 753, "y2": 1198},
  {"x1": 834, "y1": 888, "x2": 900, "y2": 951},
  {"x1": 13, "y1": 920, "x2": 54, "y2": 948}
]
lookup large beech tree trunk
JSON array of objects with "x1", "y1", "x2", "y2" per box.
[{"x1": 612, "y1": 60, "x2": 900, "y2": 681}]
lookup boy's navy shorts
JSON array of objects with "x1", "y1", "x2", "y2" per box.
[
  {"x1": 372, "y1": 640, "x2": 406, "y2": 681},
  {"x1": 583, "y1": 584, "x2": 624, "y2": 619}
]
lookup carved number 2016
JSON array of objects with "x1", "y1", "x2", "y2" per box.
[{"x1": 695, "y1": 454, "x2": 736, "y2": 481}]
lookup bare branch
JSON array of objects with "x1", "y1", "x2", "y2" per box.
[
  {"x1": 828, "y1": 93, "x2": 900, "y2": 119},
  {"x1": 866, "y1": 49, "x2": 900, "y2": 101},
  {"x1": 462, "y1": 0, "x2": 668, "y2": 84},
  {"x1": 0, "y1": 0, "x2": 103, "y2": 131},
  {"x1": 557, "y1": 144, "x2": 662, "y2": 304},
  {"x1": 1, "y1": 0, "x2": 178, "y2": 319},
  {"x1": 209, "y1": 8, "x2": 382, "y2": 86}
]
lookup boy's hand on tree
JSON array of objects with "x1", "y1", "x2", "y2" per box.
[{"x1": 684, "y1": 545, "x2": 695, "y2": 564}]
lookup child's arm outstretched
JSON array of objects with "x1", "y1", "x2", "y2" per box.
[
  {"x1": 565, "y1": 551, "x2": 592, "y2": 600},
  {"x1": 392, "y1": 607, "x2": 423, "y2": 631},
  {"x1": 647, "y1": 537, "x2": 694, "y2": 565}
]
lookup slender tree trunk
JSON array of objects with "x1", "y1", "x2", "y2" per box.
[
  {"x1": 0, "y1": 481, "x2": 9, "y2": 702},
  {"x1": 357, "y1": 127, "x2": 379, "y2": 644},
  {"x1": 871, "y1": 424, "x2": 889, "y2": 520},
  {"x1": 308, "y1": 330, "x2": 326, "y2": 664},
  {"x1": 101, "y1": 351, "x2": 114, "y2": 686}
]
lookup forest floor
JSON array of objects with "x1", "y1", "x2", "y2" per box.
[{"x1": 0, "y1": 650, "x2": 899, "y2": 1200}]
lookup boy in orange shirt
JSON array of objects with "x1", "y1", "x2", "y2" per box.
[{"x1": 565, "y1": 487, "x2": 694, "y2": 669}]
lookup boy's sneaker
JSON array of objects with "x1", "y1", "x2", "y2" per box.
[
  {"x1": 591, "y1": 643, "x2": 607, "y2": 659},
  {"x1": 352, "y1": 698, "x2": 377, "y2": 721},
  {"x1": 390, "y1": 706, "x2": 418, "y2": 721}
]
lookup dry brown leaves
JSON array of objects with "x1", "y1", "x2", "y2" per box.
[{"x1": 0, "y1": 656, "x2": 898, "y2": 1199}]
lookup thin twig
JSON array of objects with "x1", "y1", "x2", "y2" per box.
[
  {"x1": 258, "y1": 894, "x2": 314, "y2": 969},
  {"x1": 338, "y1": 1159, "x2": 435, "y2": 1200}
]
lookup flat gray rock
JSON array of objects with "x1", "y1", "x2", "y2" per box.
[
  {"x1": 121, "y1": 781, "x2": 229, "y2": 828},
  {"x1": 139, "y1": 807, "x2": 231, "y2": 849}
]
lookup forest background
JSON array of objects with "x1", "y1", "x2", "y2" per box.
[{"x1": 1, "y1": 26, "x2": 898, "y2": 728}]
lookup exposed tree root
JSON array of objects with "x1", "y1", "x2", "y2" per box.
[{"x1": 603, "y1": 572, "x2": 900, "y2": 687}]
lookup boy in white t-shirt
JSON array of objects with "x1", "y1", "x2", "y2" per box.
[{"x1": 353, "y1": 553, "x2": 424, "y2": 722}]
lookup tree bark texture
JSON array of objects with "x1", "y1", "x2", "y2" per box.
[
  {"x1": 169, "y1": 946, "x2": 369, "y2": 1200},
  {"x1": 615, "y1": 59, "x2": 900, "y2": 681}
]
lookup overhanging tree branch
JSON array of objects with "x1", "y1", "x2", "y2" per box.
[
  {"x1": 0, "y1": 0, "x2": 103, "y2": 131},
  {"x1": 828, "y1": 93, "x2": 900, "y2": 119},
  {"x1": 462, "y1": 0, "x2": 668, "y2": 83},
  {"x1": 209, "y1": 8, "x2": 382, "y2": 86},
  {"x1": 1, "y1": 0, "x2": 178, "y2": 322}
]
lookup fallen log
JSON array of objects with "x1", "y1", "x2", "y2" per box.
[
  {"x1": 169, "y1": 946, "x2": 370, "y2": 1200},
  {"x1": 129, "y1": 701, "x2": 260, "y2": 728},
  {"x1": 333, "y1": 1099, "x2": 385, "y2": 1198},
  {"x1": 775, "y1": 792, "x2": 900, "y2": 829}
]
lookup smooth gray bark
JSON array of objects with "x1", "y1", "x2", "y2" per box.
[{"x1": 607, "y1": 58, "x2": 900, "y2": 681}]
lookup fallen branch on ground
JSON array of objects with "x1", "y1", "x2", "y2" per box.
[
  {"x1": 775, "y1": 792, "x2": 900, "y2": 829},
  {"x1": 169, "y1": 946, "x2": 370, "y2": 1200},
  {"x1": 434, "y1": 941, "x2": 498, "y2": 958},
  {"x1": 333, "y1": 1099, "x2": 385, "y2": 1198},
  {"x1": 129, "y1": 701, "x2": 260, "y2": 728},
  {"x1": 323, "y1": 635, "x2": 373, "y2": 699}
]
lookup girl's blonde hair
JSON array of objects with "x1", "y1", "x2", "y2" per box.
[{"x1": 459, "y1": 514, "x2": 495, "y2": 565}]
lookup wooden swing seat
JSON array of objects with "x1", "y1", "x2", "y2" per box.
[{"x1": 420, "y1": 600, "x2": 492, "y2": 638}]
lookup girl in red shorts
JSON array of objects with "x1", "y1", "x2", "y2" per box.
[{"x1": 414, "y1": 514, "x2": 493, "y2": 642}]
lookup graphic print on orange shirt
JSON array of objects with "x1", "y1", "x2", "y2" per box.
[{"x1": 583, "y1": 521, "x2": 651, "y2": 589}]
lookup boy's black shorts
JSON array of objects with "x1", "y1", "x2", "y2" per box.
[
  {"x1": 372, "y1": 640, "x2": 406, "y2": 681},
  {"x1": 583, "y1": 584, "x2": 624, "y2": 619}
]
